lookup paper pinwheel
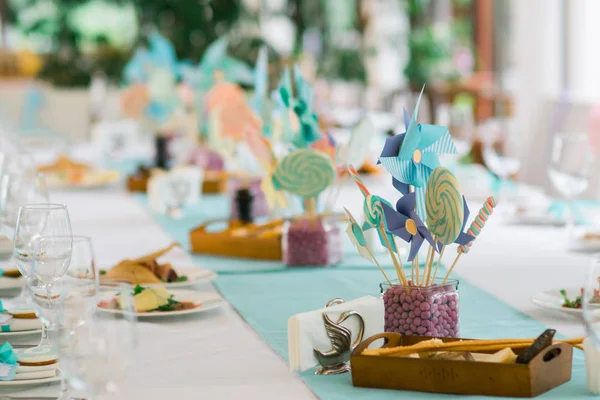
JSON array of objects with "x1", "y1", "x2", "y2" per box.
[
  {"x1": 278, "y1": 65, "x2": 322, "y2": 148},
  {"x1": 381, "y1": 192, "x2": 435, "y2": 261},
  {"x1": 124, "y1": 31, "x2": 181, "y2": 83},
  {"x1": 181, "y1": 38, "x2": 254, "y2": 91},
  {"x1": 378, "y1": 88, "x2": 457, "y2": 221},
  {"x1": 343, "y1": 207, "x2": 372, "y2": 262},
  {"x1": 453, "y1": 196, "x2": 475, "y2": 249}
]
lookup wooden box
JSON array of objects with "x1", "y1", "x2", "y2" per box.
[
  {"x1": 126, "y1": 170, "x2": 229, "y2": 194},
  {"x1": 190, "y1": 219, "x2": 283, "y2": 260},
  {"x1": 350, "y1": 333, "x2": 573, "y2": 398}
]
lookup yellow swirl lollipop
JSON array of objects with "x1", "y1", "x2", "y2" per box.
[
  {"x1": 272, "y1": 148, "x2": 336, "y2": 198},
  {"x1": 425, "y1": 167, "x2": 464, "y2": 245}
]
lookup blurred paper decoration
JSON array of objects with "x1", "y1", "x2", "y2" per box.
[
  {"x1": 181, "y1": 38, "x2": 254, "y2": 90},
  {"x1": 252, "y1": 46, "x2": 269, "y2": 114},
  {"x1": 204, "y1": 77, "x2": 246, "y2": 113},
  {"x1": 381, "y1": 192, "x2": 435, "y2": 262},
  {"x1": 378, "y1": 88, "x2": 457, "y2": 220},
  {"x1": 343, "y1": 207, "x2": 372, "y2": 262},
  {"x1": 272, "y1": 148, "x2": 335, "y2": 199},
  {"x1": 120, "y1": 84, "x2": 150, "y2": 119},
  {"x1": 19, "y1": 85, "x2": 44, "y2": 132},
  {"x1": 213, "y1": 102, "x2": 261, "y2": 141},
  {"x1": 311, "y1": 132, "x2": 337, "y2": 161},
  {"x1": 148, "y1": 68, "x2": 178, "y2": 104},
  {"x1": 343, "y1": 117, "x2": 375, "y2": 168},
  {"x1": 245, "y1": 129, "x2": 287, "y2": 208},
  {"x1": 124, "y1": 31, "x2": 182, "y2": 83},
  {"x1": 278, "y1": 66, "x2": 322, "y2": 148}
]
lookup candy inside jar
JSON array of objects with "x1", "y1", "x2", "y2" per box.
[
  {"x1": 282, "y1": 216, "x2": 343, "y2": 267},
  {"x1": 380, "y1": 279, "x2": 459, "y2": 338}
]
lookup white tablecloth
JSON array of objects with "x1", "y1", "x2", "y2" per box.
[{"x1": 2, "y1": 182, "x2": 591, "y2": 399}]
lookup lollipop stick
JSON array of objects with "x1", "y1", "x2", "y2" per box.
[
  {"x1": 411, "y1": 257, "x2": 415, "y2": 284},
  {"x1": 415, "y1": 254, "x2": 420, "y2": 286},
  {"x1": 366, "y1": 246, "x2": 392, "y2": 286},
  {"x1": 379, "y1": 226, "x2": 407, "y2": 287},
  {"x1": 442, "y1": 253, "x2": 463, "y2": 284},
  {"x1": 424, "y1": 240, "x2": 437, "y2": 287},
  {"x1": 430, "y1": 245, "x2": 445, "y2": 285}
]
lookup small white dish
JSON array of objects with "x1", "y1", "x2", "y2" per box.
[
  {"x1": 0, "y1": 329, "x2": 42, "y2": 338},
  {"x1": 0, "y1": 369, "x2": 61, "y2": 387},
  {"x1": 531, "y1": 287, "x2": 585, "y2": 315},
  {"x1": 0, "y1": 276, "x2": 24, "y2": 291},
  {"x1": 99, "y1": 266, "x2": 217, "y2": 288},
  {"x1": 97, "y1": 289, "x2": 224, "y2": 318}
]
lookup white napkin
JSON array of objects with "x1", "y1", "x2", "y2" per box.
[
  {"x1": 287, "y1": 296, "x2": 383, "y2": 372},
  {"x1": 584, "y1": 337, "x2": 600, "y2": 394},
  {"x1": 0, "y1": 314, "x2": 42, "y2": 332},
  {"x1": 13, "y1": 368, "x2": 57, "y2": 381}
]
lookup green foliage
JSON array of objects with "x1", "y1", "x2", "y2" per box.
[
  {"x1": 319, "y1": 47, "x2": 367, "y2": 83},
  {"x1": 404, "y1": 27, "x2": 446, "y2": 87}
]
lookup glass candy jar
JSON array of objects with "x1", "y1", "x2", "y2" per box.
[
  {"x1": 380, "y1": 279, "x2": 459, "y2": 338},
  {"x1": 282, "y1": 216, "x2": 343, "y2": 267}
]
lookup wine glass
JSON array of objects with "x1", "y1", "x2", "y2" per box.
[
  {"x1": 168, "y1": 178, "x2": 191, "y2": 218},
  {"x1": 582, "y1": 254, "x2": 600, "y2": 394},
  {"x1": 0, "y1": 172, "x2": 50, "y2": 306},
  {"x1": 548, "y1": 132, "x2": 594, "y2": 235},
  {"x1": 52, "y1": 236, "x2": 98, "y2": 400},
  {"x1": 13, "y1": 204, "x2": 72, "y2": 347},
  {"x1": 481, "y1": 118, "x2": 522, "y2": 208},
  {"x1": 60, "y1": 283, "x2": 137, "y2": 399}
]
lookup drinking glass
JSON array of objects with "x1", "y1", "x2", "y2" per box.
[
  {"x1": 0, "y1": 172, "x2": 49, "y2": 305},
  {"x1": 60, "y1": 283, "x2": 137, "y2": 399},
  {"x1": 548, "y1": 132, "x2": 594, "y2": 234},
  {"x1": 481, "y1": 118, "x2": 522, "y2": 209},
  {"x1": 13, "y1": 204, "x2": 72, "y2": 346}
]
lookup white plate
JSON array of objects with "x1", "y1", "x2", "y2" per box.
[
  {"x1": 0, "y1": 329, "x2": 42, "y2": 337},
  {"x1": 0, "y1": 276, "x2": 24, "y2": 291},
  {"x1": 97, "y1": 289, "x2": 224, "y2": 318},
  {"x1": 0, "y1": 369, "x2": 61, "y2": 387},
  {"x1": 569, "y1": 236, "x2": 600, "y2": 253},
  {"x1": 531, "y1": 287, "x2": 584, "y2": 315},
  {"x1": 100, "y1": 266, "x2": 217, "y2": 288}
]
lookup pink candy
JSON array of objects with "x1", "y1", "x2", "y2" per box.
[
  {"x1": 382, "y1": 284, "x2": 459, "y2": 338},
  {"x1": 283, "y1": 218, "x2": 343, "y2": 266}
]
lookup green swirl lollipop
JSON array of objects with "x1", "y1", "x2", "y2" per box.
[
  {"x1": 272, "y1": 148, "x2": 335, "y2": 198},
  {"x1": 425, "y1": 167, "x2": 464, "y2": 245}
]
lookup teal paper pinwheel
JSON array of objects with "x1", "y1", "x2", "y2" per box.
[
  {"x1": 124, "y1": 31, "x2": 182, "y2": 83},
  {"x1": 378, "y1": 87, "x2": 457, "y2": 220},
  {"x1": 278, "y1": 65, "x2": 322, "y2": 148},
  {"x1": 181, "y1": 38, "x2": 254, "y2": 91},
  {"x1": 251, "y1": 46, "x2": 273, "y2": 137}
]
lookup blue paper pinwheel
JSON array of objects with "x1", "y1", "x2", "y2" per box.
[
  {"x1": 379, "y1": 88, "x2": 457, "y2": 221},
  {"x1": 181, "y1": 38, "x2": 254, "y2": 91},
  {"x1": 278, "y1": 65, "x2": 322, "y2": 148},
  {"x1": 453, "y1": 196, "x2": 475, "y2": 250},
  {"x1": 124, "y1": 31, "x2": 182, "y2": 83},
  {"x1": 381, "y1": 192, "x2": 436, "y2": 261}
]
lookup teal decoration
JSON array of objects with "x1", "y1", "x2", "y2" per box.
[
  {"x1": 352, "y1": 224, "x2": 367, "y2": 247},
  {"x1": 362, "y1": 195, "x2": 397, "y2": 252},
  {"x1": 378, "y1": 87, "x2": 457, "y2": 220},
  {"x1": 181, "y1": 38, "x2": 254, "y2": 90},
  {"x1": 277, "y1": 65, "x2": 322, "y2": 148},
  {"x1": 0, "y1": 343, "x2": 17, "y2": 365},
  {"x1": 124, "y1": 31, "x2": 183, "y2": 83}
]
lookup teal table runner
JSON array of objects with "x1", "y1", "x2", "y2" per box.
[{"x1": 137, "y1": 194, "x2": 591, "y2": 399}]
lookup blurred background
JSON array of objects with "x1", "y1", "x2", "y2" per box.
[{"x1": 0, "y1": 0, "x2": 598, "y2": 197}]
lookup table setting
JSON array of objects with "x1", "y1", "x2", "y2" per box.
[{"x1": 2, "y1": 31, "x2": 600, "y2": 400}]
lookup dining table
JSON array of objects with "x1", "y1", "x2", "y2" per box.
[{"x1": 0, "y1": 154, "x2": 594, "y2": 399}]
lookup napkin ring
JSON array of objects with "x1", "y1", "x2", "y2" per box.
[{"x1": 313, "y1": 298, "x2": 365, "y2": 375}]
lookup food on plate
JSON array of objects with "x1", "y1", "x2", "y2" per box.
[
  {"x1": 98, "y1": 285, "x2": 199, "y2": 313},
  {"x1": 583, "y1": 233, "x2": 600, "y2": 241},
  {"x1": 560, "y1": 287, "x2": 600, "y2": 309},
  {"x1": 38, "y1": 154, "x2": 91, "y2": 173},
  {"x1": 101, "y1": 243, "x2": 188, "y2": 285},
  {"x1": 38, "y1": 154, "x2": 119, "y2": 186},
  {"x1": 1, "y1": 269, "x2": 21, "y2": 278}
]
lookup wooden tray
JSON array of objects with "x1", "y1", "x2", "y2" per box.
[
  {"x1": 350, "y1": 333, "x2": 573, "y2": 398},
  {"x1": 190, "y1": 219, "x2": 283, "y2": 260},
  {"x1": 126, "y1": 170, "x2": 229, "y2": 194}
]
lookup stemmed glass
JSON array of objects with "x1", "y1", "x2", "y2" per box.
[
  {"x1": 168, "y1": 178, "x2": 191, "y2": 218},
  {"x1": 481, "y1": 118, "x2": 522, "y2": 210},
  {"x1": 548, "y1": 132, "x2": 594, "y2": 236},
  {"x1": 13, "y1": 204, "x2": 72, "y2": 347},
  {"x1": 0, "y1": 172, "x2": 50, "y2": 305},
  {"x1": 60, "y1": 283, "x2": 137, "y2": 399}
]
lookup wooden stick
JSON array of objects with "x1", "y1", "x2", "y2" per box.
[
  {"x1": 411, "y1": 256, "x2": 415, "y2": 284},
  {"x1": 363, "y1": 337, "x2": 584, "y2": 357},
  {"x1": 378, "y1": 226, "x2": 407, "y2": 287},
  {"x1": 415, "y1": 254, "x2": 420, "y2": 286},
  {"x1": 366, "y1": 246, "x2": 392, "y2": 286},
  {"x1": 442, "y1": 253, "x2": 463, "y2": 284},
  {"x1": 423, "y1": 243, "x2": 435, "y2": 287},
  {"x1": 429, "y1": 245, "x2": 446, "y2": 285}
]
